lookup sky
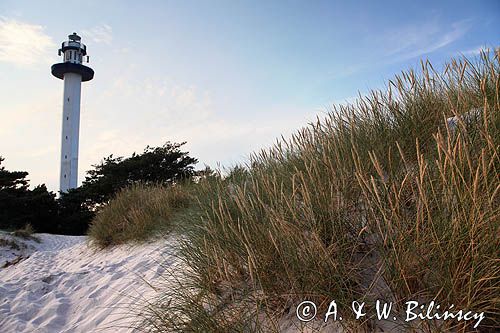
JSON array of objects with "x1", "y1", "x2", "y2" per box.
[{"x1": 0, "y1": 0, "x2": 499, "y2": 192}]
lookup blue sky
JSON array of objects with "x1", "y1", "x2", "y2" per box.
[{"x1": 0, "y1": 0, "x2": 498, "y2": 192}]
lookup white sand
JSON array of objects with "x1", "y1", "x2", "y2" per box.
[
  {"x1": 0, "y1": 232, "x2": 40, "y2": 268},
  {"x1": 0, "y1": 233, "x2": 179, "y2": 333}
]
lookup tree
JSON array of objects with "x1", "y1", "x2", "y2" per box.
[
  {"x1": 0, "y1": 142, "x2": 198, "y2": 235},
  {"x1": 0, "y1": 156, "x2": 29, "y2": 190},
  {"x1": 58, "y1": 141, "x2": 198, "y2": 233},
  {"x1": 55, "y1": 187, "x2": 94, "y2": 235},
  {"x1": 0, "y1": 157, "x2": 58, "y2": 231}
]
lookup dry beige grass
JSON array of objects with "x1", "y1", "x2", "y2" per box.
[
  {"x1": 88, "y1": 183, "x2": 191, "y2": 248},
  {"x1": 140, "y1": 50, "x2": 499, "y2": 332}
]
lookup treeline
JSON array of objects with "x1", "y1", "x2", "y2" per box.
[{"x1": 0, "y1": 142, "x2": 198, "y2": 235}]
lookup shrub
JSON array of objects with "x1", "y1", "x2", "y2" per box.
[{"x1": 88, "y1": 183, "x2": 192, "y2": 248}]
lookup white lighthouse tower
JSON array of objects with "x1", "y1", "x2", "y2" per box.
[{"x1": 51, "y1": 33, "x2": 94, "y2": 193}]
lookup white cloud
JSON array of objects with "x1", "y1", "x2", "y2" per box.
[
  {"x1": 459, "y1": 46, "x2": 486, "y2": 57},
  {"x1": 382, "y1": 18, "x2": 472, "y2": 62},
  {"x1": 0, "y1": 17, "x2": 55, "y2": 66},
  {"x1": 0, "y1": 50, "x2": 317, "y2": 192},
  {"x1": 328, "y1": 18, "x2": 473, "y2": 80},
  {"x1": 81, "y1": 24, "x2": 112, "y2": 44}
]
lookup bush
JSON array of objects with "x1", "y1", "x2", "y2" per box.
[
  {"x1": 144, "y1": 50, "x2": 500, "y2": 332},
  {"x1": 88, "y1": 183, "x2": 192, "y2": 248}
]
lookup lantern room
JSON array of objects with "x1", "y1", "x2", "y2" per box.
[{"x1": 58, "y1": 32, "x2": 89, "y2": 65}]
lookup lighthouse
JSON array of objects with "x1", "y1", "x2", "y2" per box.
[{"x1": 51, "y1": 33, "x2": 94, "y2": 193}]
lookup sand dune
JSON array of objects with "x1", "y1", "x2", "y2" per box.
[{"x1": 0, "y1": 233, "x2": 179, "y2": 333}]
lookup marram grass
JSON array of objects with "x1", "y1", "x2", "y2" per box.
[
  {"x1": 88, "y1": 183, "x2": 191, "y2": 248},
  {"x1": 102, "y1": 50, "x2": 499, "y2": 332}
]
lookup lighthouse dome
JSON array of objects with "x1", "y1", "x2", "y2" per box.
[{"x1": 60, "y1": 33, "x2": 87, "y2": 64}]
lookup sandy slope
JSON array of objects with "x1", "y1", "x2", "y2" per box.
[
  {"x1": 0, "y1": 233, "x2": 179, "y2": 333},
  {"x1": 0, "y1": 232, "x2": 41, "y2": 268}
]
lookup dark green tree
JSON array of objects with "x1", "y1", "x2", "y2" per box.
[
  {"x1": 58, "y1": 141, "x2": 198, "y2": 233},
  {"x1": 0, "y1": 156, "x2": 58, "y2": 232},
  {"x1": 55, "y1": 187, "x2": 94, "y2": 235}
]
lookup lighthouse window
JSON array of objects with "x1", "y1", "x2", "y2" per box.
[{"x1": 65, "y1": 155, "x2": 67, "y2": 159}]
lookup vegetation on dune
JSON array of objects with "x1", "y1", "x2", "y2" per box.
[
  {"x1": 88, "y1": 183, "x2": 193, "y2": 248},
  {"x1": 12, "y1": 224, "x2": 40, "y2": 242},
  {"x1": 137, "y1": 51, "x2": 499, "y2": 332},
  {"x1": 58, "y1": 141, "x2": 198, "y2": 235},
  {"x1": 0, "y1": 142, "x2": 197, "y2": 235},
  {"x1": 27, "y1": 50, "x2": 498, "y2": 331},
  {"x1": 0, "y1": 237, "x2": 22, "y2": 251}
]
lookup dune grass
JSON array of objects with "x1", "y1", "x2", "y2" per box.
[
  {"x1": 88, "y1": 183, "x2": 192, "y2": 248},
  {"x1": 12, "y1": 224, "x2": 40, "y2": 242},
  {"x1": 135, "y1": 50, "x2": 499, "y2": 332},
  {"x1": 0, "y1": 237, "x2": 22, "y2": 251}
]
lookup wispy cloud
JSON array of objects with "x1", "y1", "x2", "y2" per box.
[
  {"x1": 76, "y1": 69, "x2": 317, "y2": 189},
  {"x1": 328, "y1": 18, "x2": 473, "y2": 81},
  {"x1": 458, "y1": 45, "x2": 486, "y2": 56},
  {"x1": 382, "y1": 19, "x2": 473, "y2": 62},
  {"x1": 0, "y1": 17, "x2": 55, "y2": 66},
  {"x1": 81, "y1": 24, "x2": 113, "y2": 44}
]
